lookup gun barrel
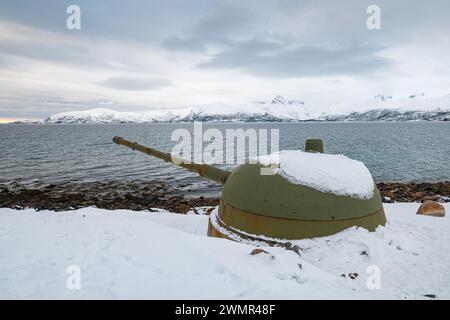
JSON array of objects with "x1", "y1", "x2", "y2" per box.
[{"x1": 113, "y1": 136, "x2": 230, "y2": 184}]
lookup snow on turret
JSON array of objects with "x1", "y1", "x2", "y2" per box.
[{"x1": 257, "y1": 150, "x2": 375, "y2": 199}]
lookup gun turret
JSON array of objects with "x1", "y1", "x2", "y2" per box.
[{"x1": 112, "y1": 136, "x2": 386, "y2": 242}]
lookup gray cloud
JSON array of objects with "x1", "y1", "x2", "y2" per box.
[
  {"x1": 2, "y1": 0, "x2": 449, "y2": 77},
  {"x1": 0, "y1": 39, "x2": 94, "y2": 69},
  {"x1": 188, "y1": 2, "x2": 257, "y2": 42},
  {"x1": 97, "y1": 76, "x2": 172, "y2": 91},
  {"x1": 0, "y1": 0, "x2": 252, "y2": 45},
  {"x1": 198, "y1": 39, "x2": 392, "y2": 77},
  {"x1": 3, "y1": 0, "x2": 450, "y2": 49},
  {"x1": 162, "y1": 36, "x2": 206, "y2": 53},
  {"x1": 0, "y1": 94, "x2": 114, "y2": 118},
  {"x1": 160, "y1": 2, "x2": 257, "y2": 53},
  {"x1": 0, "y1": 26, "x2": 154, "y2": 73}
]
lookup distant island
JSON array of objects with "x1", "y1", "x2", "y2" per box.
[{"x1": 11, "y1": 94, "x2": 450, "y2": 124}]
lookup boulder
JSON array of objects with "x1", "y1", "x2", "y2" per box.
[
  {"x1": 416, "y1": 200, "x2": 445, "y2": 217},
  {"x1": 250, "y1": 248, "x2": 269, "y2": 256}
]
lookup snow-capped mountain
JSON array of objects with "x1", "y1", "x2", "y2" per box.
[
  {"x1": 44, "y1": 97, "x2": 314, "y2": 124},
  {"x1": 41, "y1": 94, "x2": 450, "y2": 124},
  {"x1": 323, "y1": 109, "x2": 450, "y2": 122}
]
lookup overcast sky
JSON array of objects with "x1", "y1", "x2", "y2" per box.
[{"x1": 1, "y1": 0, "x2": 450, "y2": 120}]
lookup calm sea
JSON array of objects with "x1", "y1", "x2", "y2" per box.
[{"x1": 0, "y1": 122, "x2": 448, "y2": 196}]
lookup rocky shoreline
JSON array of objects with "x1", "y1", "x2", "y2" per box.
[
  {"x1": 0, "y1": 180, "x2": 448, "y2": 214},
  {"x1": 378, "y1": 181, "x2": 450, "y2": 203}
]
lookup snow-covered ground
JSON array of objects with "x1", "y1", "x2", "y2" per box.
[{"x1": 0, "y1": 203, "x2": 449, "y2": 299}]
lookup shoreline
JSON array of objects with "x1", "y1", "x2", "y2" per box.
[{"x1": 1, "y1": 180, "x2": 449, "y2": 213}]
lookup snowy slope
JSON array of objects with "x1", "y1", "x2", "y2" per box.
[
  {"x1": 1, "y1": 203, "x2": 449, "y2": 299},
  {"x1": 42, "y1": 94, "x2": 450, "y2": 124}
]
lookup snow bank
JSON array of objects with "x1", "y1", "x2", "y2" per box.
[
  {"x1": 257, "y1": 150, "x2": 374, "y2": 199},
  {"x1": 1, "y1": 203, "x2": 449, "y2": 299}
]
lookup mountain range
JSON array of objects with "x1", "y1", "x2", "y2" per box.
[{"x1": 12, "y1": 94, "x2": 450, "y2": 124}]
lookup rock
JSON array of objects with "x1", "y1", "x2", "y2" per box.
[
  {"x1": 413, "y1": 192, "x2": 423, "y2": 199},
  {"x1": 284, "y1": 242, "x2": 292, "y2": 249},
  {"x1": 348, "y1": 272, "x2": 359, "y2": 279},
  {"x1": 250, "y1": 248, "x2": 269, "y2": 255},
  {"x1": 416, "y1": 200, "x2": 445, "y2": 217},
  {"x1": 250, "y1": 248, "x2": 275, "y2": 260}
]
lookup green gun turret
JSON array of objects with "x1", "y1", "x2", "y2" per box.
[{"x1": 113, "y1": 136, "x2": 386, "y2": 243}]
